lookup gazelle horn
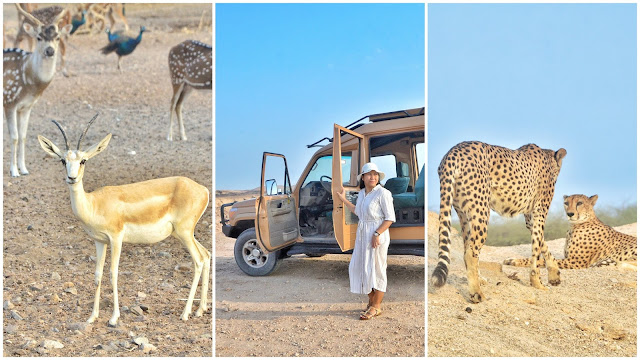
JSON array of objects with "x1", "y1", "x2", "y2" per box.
[
  {"x1": 77, "y1": 113, "x2": 100, "y2": 150},
  {"x1": 15, "y1": 3, "x2": 43, "y2": 27},
  {"x1": 51, "y1": 120, "x2": 71, "y2": 151}
]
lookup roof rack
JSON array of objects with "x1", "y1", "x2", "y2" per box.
[
  {"x1": 306, "y1": 107, "x2": 424, "y2": 148},
  {"x1": 370, "y1": 107, "x2": 425, "y2": 122}
]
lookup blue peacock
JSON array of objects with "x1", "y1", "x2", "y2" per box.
[
  {"x1": 70, "y1": 10, "x2": 87, "y2": 35},
  {"x1": 100, "y1": 26, "x2": 147, "y2": 72},
  {"x1": 105, "y1": 27, "x2": 125, "y2": 43}
]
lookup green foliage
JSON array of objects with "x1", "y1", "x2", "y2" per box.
[
  {"x1": 450, "y1": 203, "x2": 637, "y2": 247},
  {"x1": 595, "y1": 202, "x2": 637, "y2": 227}
]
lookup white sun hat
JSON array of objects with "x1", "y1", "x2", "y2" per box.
[{"x1": 356, "y1": 162, "x2": 385, "y2": 182}]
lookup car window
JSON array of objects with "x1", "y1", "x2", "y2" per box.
[
  {"x1": 263, "y1": 155, "x2": 291, "y2": 195},
  {"x1": 415, "y1": 142, "x2": 425, "y2": 171},
  {"x1": 369, "y1": 130, "x2": 424, "y2": 184},
  {"x1": 302, "y1": 154, "x2": 352, "y2": 187},
  {"x1": 369, "y1": 154, "x2": 396, "y2": 185}
]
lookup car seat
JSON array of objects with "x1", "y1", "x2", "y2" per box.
[
  {"x1": 392, "y1": 164, "x2": 425, "y2": 209},
  {"x1": 384, "y1": 162, "x2": 410, "y2": 195}
]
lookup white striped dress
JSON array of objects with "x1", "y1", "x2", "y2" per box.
[{"x1": 349, "y1": 184, "x2": 396, "y2": 294}]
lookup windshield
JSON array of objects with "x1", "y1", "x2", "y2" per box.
[{"x1": 302, "y1": 154, "x2": 352, "y2": 187}]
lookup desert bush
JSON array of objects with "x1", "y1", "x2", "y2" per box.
[{"x1": 450, "y1": 203, "x2": 636, "y2": 247}]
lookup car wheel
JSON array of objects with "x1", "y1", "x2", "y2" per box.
[{"x1": 234, "y1": 228, "x2": 281, "y2": 276}]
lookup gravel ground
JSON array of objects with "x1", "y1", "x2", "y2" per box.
[{"x1": 3, "y1": 4, "x2": 212, "y2": 357}]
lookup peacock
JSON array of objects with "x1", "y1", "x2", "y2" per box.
[
  {"x1": 100, "y1": 26, "x2": 147, "y2": 72},
  {"x1": 70, "y1": 10, "x2": 87, "y2": 35},
  {"x1": 105, "y1": 27, "x2": 124, "y2": 43}
]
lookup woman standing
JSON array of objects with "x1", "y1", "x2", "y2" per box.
[{"x1": 335, "y1": 162, "x2": 396, "y2": 320}]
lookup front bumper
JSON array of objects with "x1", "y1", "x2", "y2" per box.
[
  {"x1": 222, "y1": 224, "x2": 233, "y2": 237},
  {"x1": 220, "y1": 201, "x2": 237, "y2": 238}
]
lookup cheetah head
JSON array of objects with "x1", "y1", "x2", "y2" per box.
[
  {"x1": 544, "y1": 148, "x2": 567, "y2": 181},
  {"x1": 554, "y1": 148, "x2": 567, "y2": 168},
  {"x1": 563, "y1": 194, "x2": 597, "y2": 224}
]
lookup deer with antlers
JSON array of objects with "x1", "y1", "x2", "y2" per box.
[
  {"x1": 37, "y1": 114, "x2": 211, "y2": 326},
  {"x1": 167, "y1": 40, "x2": 212, "y2": 141},
  {"x1": 13, "y1": 4, "x2": 72, "y2": 76},
  {"x1": 3, "y1": 4, "x2": 71, "y2": 177},
  {"x1": 12, "y1": 3, "x2": 38, "y2": 48}
]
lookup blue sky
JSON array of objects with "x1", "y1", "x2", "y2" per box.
[
  {"x1": 216, "y1": 3, "x2": 425, "y2": 190},
  {"x1": 428, "y1": 3, "x2": 637, "y2": 212}
]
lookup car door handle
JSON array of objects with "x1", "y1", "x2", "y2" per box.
[{"x1": 271, "y1": 201, "x2": 291, "y2": 216}]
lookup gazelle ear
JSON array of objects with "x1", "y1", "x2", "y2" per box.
[
  {"x1": 38, "y1": 135, "x2": 63, "y2": 159},
  {"x1": 84, "y1": 133, "x2": 112, "y2": 159},
  {"x1": 23, "y1": 23, "x2": 38, "y2": 38}
]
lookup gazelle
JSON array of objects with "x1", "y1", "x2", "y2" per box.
[
  {"x1": 37, "y1": 115, "x2": 211, "y2": 326},
  {"x1": 167, "y1": 40, "x2": 212, "y2": 141},
  {"x1": 3, "y1": 4, "x2": 71, "y2": 177}
]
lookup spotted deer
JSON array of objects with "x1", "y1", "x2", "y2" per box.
[
  {"x1": 167, "y1": 40, "x2": 212, "y2": 141},
  {"x1": 3, "y1": 4, "x2": 72, "y2": 177},
  {"x1": 13, "y1": 4, "x2": 71, "y2": 76},
  {"x1": 37, "y1": 114, "x2": 211, "y2": 326}
]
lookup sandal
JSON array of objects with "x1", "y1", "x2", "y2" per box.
[
  {"x1": 361, "y1": 305, "x2": 372, "y2": 315},
  {"x1": 359, "y1": 306, "x2": 382, "y2": 320}
]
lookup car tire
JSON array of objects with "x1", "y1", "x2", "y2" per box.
[{"x1": 234, "y1": 228, "x2": 281, "y2": 276}]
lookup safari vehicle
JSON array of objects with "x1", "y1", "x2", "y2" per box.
[{"x1": 220, "y1": 108, "x2": 425, "y2": 276}]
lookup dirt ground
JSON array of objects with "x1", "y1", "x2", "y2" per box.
[
  {"x1": 3, "y1": 4, "x2": 212, "y2": 357},
  {"x1": 214, "y1": 190, "x2": 426, "y2": 357},
  {"x1": 427, "y1": 211, "x2": 637, "y2": 356}
]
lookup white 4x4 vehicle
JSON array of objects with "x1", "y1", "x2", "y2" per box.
[{"x1": 220, "y1": 108, "x2": 425, "y2": 275}]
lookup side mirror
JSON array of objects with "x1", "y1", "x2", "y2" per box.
[{"x1": 265, "y1": 179, "x2": 277, "y2": 196}]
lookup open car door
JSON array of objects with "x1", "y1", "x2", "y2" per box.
[
  {"x1": 332, "y1": 124, "x2": 365, "y2": 251},
  {"x1": 256, "y1": 152, "x2": 301, "y2": 253}
]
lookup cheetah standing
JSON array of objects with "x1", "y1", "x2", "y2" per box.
[
  {"x1": 504, "y1": 194, "x2": 637, "y2": 269},
  {"x1": 430, "y1": 141, "x2": 567, "y2": 303}
]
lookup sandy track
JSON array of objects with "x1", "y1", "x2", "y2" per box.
[{"x1": 214, "y1": 191, "x2": 426, "y2": 357}]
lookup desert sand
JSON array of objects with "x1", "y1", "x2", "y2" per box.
[{"x1": 427, "y1": 211, "x2": 637, "y2": 357}]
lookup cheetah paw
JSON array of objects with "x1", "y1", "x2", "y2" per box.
[{"x1": 470, "y1": 292, "x2": 484, "y2": 303}]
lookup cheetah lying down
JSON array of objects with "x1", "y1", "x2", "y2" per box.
[
  {"x1": 504, "y1": 194, "x2": 637, "y2": 270},
  {"x1": 430, "y1": 141, "x2": 566, "y2": 303}
]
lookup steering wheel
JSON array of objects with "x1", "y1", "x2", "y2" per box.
[{"x1": 319, "y1": 175, "x2": 332, "y2": 193}]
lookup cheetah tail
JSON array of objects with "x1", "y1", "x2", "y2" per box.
[{"x1": 430, "y1": 169, "x2": 453, "y2": 288}]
